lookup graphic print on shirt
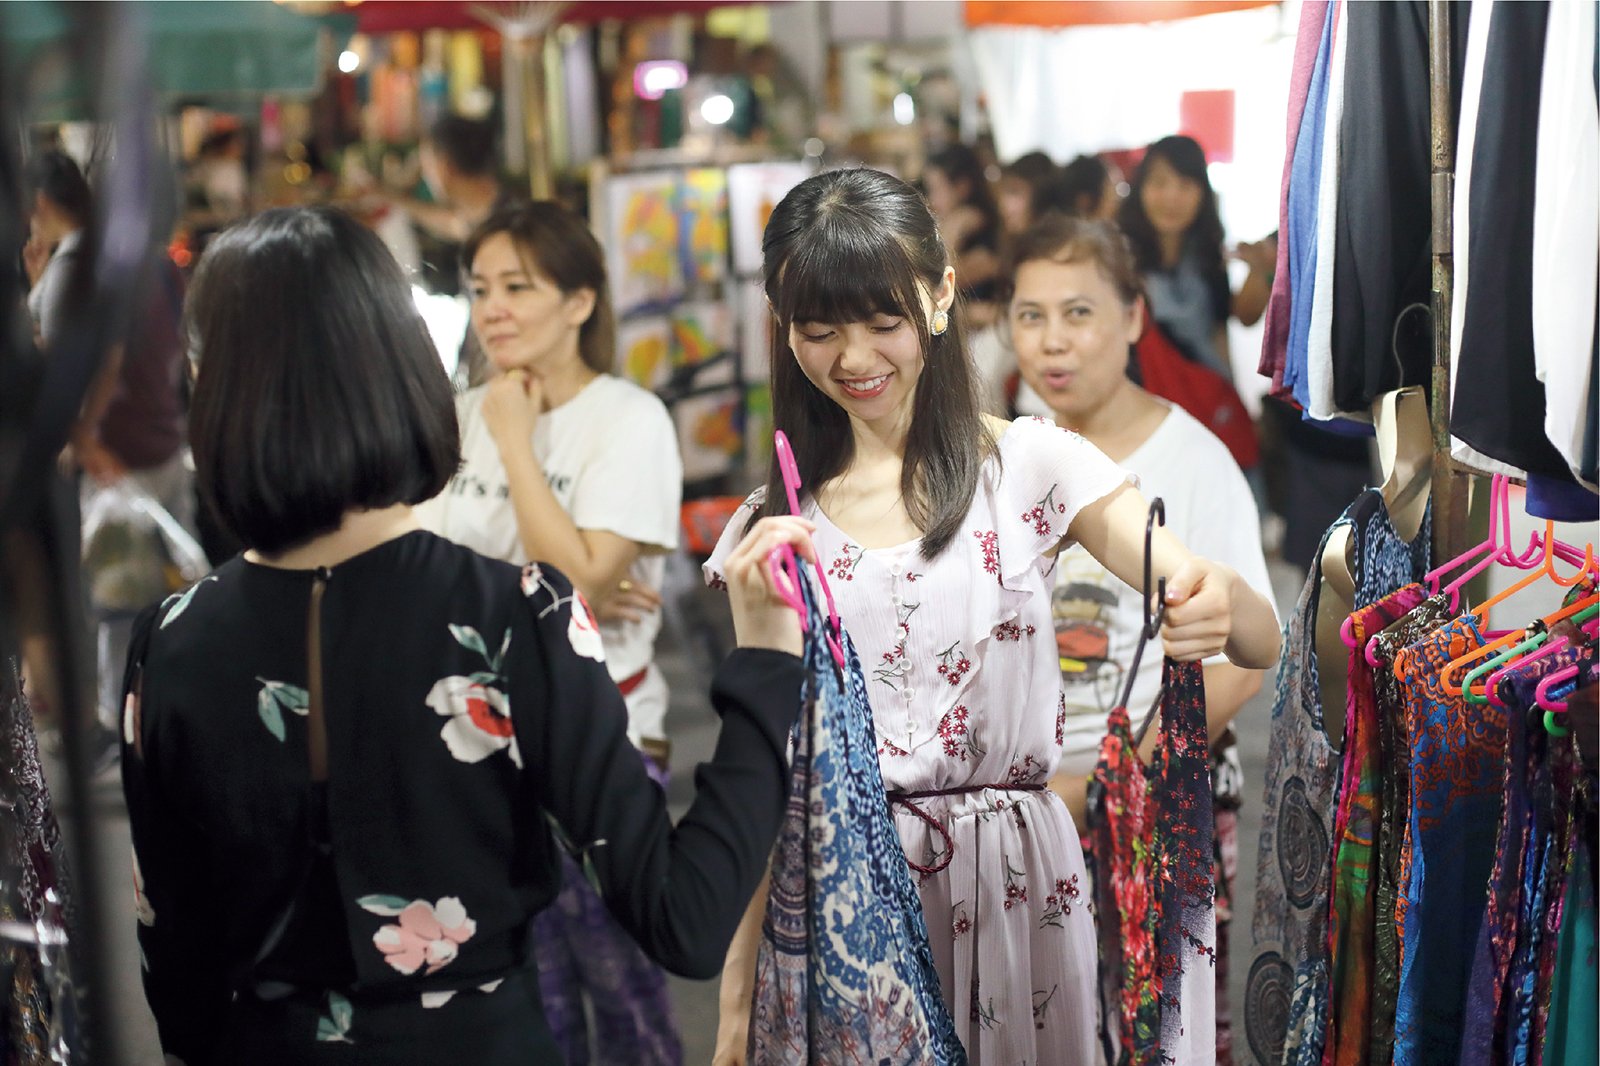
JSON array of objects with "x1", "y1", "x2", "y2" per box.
[
  {"x1": 358, "y1": 894, "x2": 478, "y2": 976},
  {"x1": 316, "y1": 991, "x2": 353, "y2": 1044},
  {"x1": 1023, "y1": 484, "x2": 1069, "y2": 538},
  {"x1": 1051, "y1": 553, "x2": 1126, "y2": 722},
  {"x1": 1040, "y1": 875, "x2": 1082, "y2": 928},
  {"x1": 935, "y1": 641, "x2": 972, "y2": 687},
  {"x1": 828, "y1": 543, "x2": 865, "y2": 583},
  {"x1": 160, "y1": 574, "x2": 218, "y2": 629},
  {"x1": 426, "y1": 623, "x2": 521, "y2": 768},
  {"x1": 937, "y1": 704, "x2": 982, "y2": 761}
]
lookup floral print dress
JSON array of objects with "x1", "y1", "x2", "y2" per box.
[
  {"x1": 708, "y1": 416, "x2": 1133, "y2": 1065},
  {"x1": 120, "y1": 532, "x2": 802, "y2": 1065}
]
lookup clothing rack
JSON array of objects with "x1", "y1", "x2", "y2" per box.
[{"x1": 1428, "y1": 0, "x2": 1474, "y2": 565}]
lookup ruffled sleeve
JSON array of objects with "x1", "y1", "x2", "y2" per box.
[
  {"x1": 992, "y1": 416, "x2": 1135, "y2": 581},
  {"x1": 701, "y1": 487, "x2": 766, "y2": 591}
]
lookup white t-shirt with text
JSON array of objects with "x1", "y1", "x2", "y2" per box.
[{"x1": 418, "y1": 374, "x2": 683, "y2": 742}]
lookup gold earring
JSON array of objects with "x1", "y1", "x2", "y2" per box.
[{"x1": 931, "y1": 309, "x2": 949, "y2": 336}]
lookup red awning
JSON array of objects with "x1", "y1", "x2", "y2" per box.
[
  {"x1": 964, "y1": 1, "x2": 1276, "y2": 28},
  {"x1": 349, "y1": 1, "x2": 751, "y2": 34}
]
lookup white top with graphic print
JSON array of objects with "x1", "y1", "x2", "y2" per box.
[
  {"x1": 418, "y1": 374, "x2": 682, "y2": 740},
  {"x1": 1052, "y1": 403, "x2": 1274, "y2": 777}
]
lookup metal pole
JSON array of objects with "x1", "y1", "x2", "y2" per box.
[{"x1": 1428, "y1": 0, "x2": 1470, "y2": 563}]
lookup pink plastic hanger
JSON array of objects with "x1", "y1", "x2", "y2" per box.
[
  {"x1": 1353, "y1": 475, "x2": 1592, "y2": 667},
  {"x1": 1341, "y1": 473, "x2": 1514, "y2": 659},
  {"x1": 767, "y1": 430, "x2": 847, "y2": 672},
  {"x1": 1483, "y1": 618, "x2": 1598, "y2": 708},
  {"x1": 1536, "y1": 662, "x2": 1581, "y2": 713}
]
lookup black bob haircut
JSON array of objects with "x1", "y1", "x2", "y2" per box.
[{"x1": 187, "y1": 206, "x2": 459, "y2": 556}]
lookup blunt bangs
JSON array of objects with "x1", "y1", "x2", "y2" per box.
[{"x1": 772, "y1": 217, "x2": 927, "y2": 334}]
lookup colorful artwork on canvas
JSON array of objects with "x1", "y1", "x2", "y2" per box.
[
  {"x1": 617, "y1": 315, "x2": 673, "y2": 391},
  {"x1": 674, "y1": 387, "x2": 743, "y2": 481},
  {"x1": 671, "y1": 300, "x2": 734, "y2": 367},
  {"x1": 605, "y1": 172, "x2": 683, "y2": 314},
  {"x1": 679, "y1": 168, "x2": 730, "y2": 285},
  {"x1": 727, "y1": 162, "x2": 814, "y2": 276}
]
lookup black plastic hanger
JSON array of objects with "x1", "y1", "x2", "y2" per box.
[{"x1": 1127, "y1": 498, "x2": 1169, "y2": 750}]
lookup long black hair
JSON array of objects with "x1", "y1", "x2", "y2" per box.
[
  {"x1": 1116, "y1": 135, "x2": 1230, "y2": 325},
  {"x1": 754, "y1": 168, "x2": 993, "y2": 559}
]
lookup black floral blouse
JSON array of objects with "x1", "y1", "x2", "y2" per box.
[{"x1": 120, "y1": 531, "x2": 800, "y2": 1063}]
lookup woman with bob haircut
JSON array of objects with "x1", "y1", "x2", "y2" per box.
[
  {"x1": 703, "y1": 169, "x2": 1281, "y2": 1064},
  {"x1": 419, "y1": 199, "x2": 688, "y2": 1061},
  {"x1": 120, "y1": 205, "x2": 812, "y2": 1065}
]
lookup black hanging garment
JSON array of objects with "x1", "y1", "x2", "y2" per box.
[
  {"x1": 1452, "y1": 2, "x2": 1589, "y2": 493},
  {"x1": 1328, "y1": 0, "x2": 1448, "y2": 411}
]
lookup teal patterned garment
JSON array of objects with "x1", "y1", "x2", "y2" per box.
[{"x1": 747, "y1": 561, "x2": 966, "y2": 1065}]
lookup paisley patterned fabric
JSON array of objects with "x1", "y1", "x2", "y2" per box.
[
  {"x1": 1458, "y1": 648, "x2": 1584, "y2": 1066},
  {"x1": 0, "y1": 658, "x2": 79, "y2": 1066},
  {"x1": 1391, "y1": 615, "x2": 1498, "y2": 1066},
  {"x1": 747, "y1": 560, "x2": 966, "y2": 1066},
  {"x1": 1087, "y1": 658, "x2": 1216, "y2": 1066},
  {"x1": 1246, "y1": 491, "x2": 1429, "y2": 1066},
  {"x1": 1324, "y1": 586, "x2": 1427, "y2": 1066},
  {"x1": 1507, "y1": 656, "x2": 1586, "y2": 1065},
  {"x1": 1367, "y1": 595, "x2": 1452, "y2": 1066}
]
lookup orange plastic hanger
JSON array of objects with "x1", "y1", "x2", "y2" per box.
[{"x1": 1440, "y1": 521, "x2": 1598, "y2": 696}]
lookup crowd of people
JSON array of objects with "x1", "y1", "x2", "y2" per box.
[{"x1": 18, "y1": 118, "x2": 1298, "y2": 1065}]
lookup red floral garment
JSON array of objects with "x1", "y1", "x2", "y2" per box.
[{"x1": 1087, "y1": 658, "x2": 1216, "y2": 1065}]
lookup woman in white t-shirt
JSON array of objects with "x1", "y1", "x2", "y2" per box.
[
  {"x1": 1003, "y1": 214, "x2": 1274, "y2": 1059},
  {"x1": 417, "y1": 200, "x2": 685, "y2": 1064}
]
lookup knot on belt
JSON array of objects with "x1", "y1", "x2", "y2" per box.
[{"x1": 886, "y1": 782, "x2": 1048, "y2": 876}]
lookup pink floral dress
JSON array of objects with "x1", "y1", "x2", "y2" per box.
[{"x1": 708, "y1": 416, "x2": 1133, "y2": 1065}]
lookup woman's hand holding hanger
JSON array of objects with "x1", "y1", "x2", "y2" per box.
[
  {"x1": 724, "y1": 516, "x2": 819, "y2": 657},
  {"x1": 1071, "y1": 484, "x2": 1282, "y2": 670}
]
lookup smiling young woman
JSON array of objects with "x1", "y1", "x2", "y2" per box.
[{"x1": 703, "y1": 169, "x2": 1281, "y2": 1065}]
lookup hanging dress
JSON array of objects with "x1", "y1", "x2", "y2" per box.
[
  {"x1": 0, "y1": 658, "x2": 79, "y2": 1065},
  {"x1": 1323, "y1": 585, "x2": 1428, "y2": 1066},
  {"x1": 1087, "y1": 657, "x2": 1216, "y2": 1066},
  {"x1": 1459, "y1": 646, "x2": 1586, "y2": 1066},
  {"x1": 747, "y1": 559, "x2": 964, "y2": 1065},
  {"x1": 1366, "y1": 595, "x2": 1452, "y2": 1066},
  {"x1": 1246, "y1": 490, "x2": 1430, "y2": 1066},
  {"x1": 1390, "y1": 613, "x2": 1497, "y2": 1066}
]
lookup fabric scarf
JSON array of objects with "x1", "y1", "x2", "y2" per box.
[{"x1": 746, "y1": 561, "x2": 966, "y2": 1065}]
